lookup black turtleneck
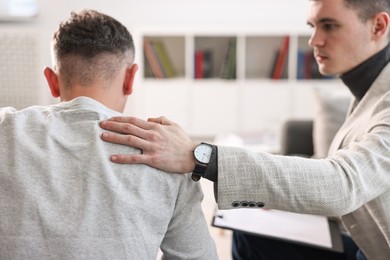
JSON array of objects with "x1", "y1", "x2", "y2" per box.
[{"x1": 341, "y1": 43, "x2": 390, "y2": 101}]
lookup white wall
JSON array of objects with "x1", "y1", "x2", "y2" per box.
[
  {"x1": 32, "y1": 0, "x2": 310, "y2": 103},
  {"x1": 36, "y1": 0, "x2": 309, "y2": 28},
  {"x1": 0, "y1": 0, "x2": 318, "y2": 138}
]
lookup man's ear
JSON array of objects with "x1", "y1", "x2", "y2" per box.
[
  {"x1": 44, "y1": 67, "x2": 60, "y2": 98},
  {"x1": 372, "y1": 12, "x2": 390, "y2": 39},
  {"x1": 123, "y1": 63, "x2": 138, "y2": 95}
]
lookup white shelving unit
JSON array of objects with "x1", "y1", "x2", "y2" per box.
[{"x1": 126, "y1": 28, "x2": 344, "y2": 139}]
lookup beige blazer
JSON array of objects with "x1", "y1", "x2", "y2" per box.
[{"x1": 217, "y1": 63, "x2": 390, "y2": 259}]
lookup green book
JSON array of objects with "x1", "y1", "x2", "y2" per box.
[{"x1": 152, "y1": 40, "x2": 176, "y2": 78}]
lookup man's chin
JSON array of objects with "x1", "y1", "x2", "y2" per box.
[{"x1": 317, "y1": 66, "x2": 337, "y2": 77}]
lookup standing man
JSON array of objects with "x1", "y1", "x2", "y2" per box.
[
  {"x1": 101, "y1": 0, "x2": 390, "y2": 259},
  {"x1": 0, "y1": 9, "x2": 217, "y2": 259}
]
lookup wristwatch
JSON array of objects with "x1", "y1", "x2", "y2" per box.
[{"x1": 192, "y1": 142, "x2": 213, "y2": 181}]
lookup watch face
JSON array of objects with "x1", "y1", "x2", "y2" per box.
[{"x1": 194, "y1": 143, "x2": 213, "y2": 164}]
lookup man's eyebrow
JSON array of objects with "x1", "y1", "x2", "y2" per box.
[{"x1": 307, "y1": 17, "x2": 338, "y2": 26}]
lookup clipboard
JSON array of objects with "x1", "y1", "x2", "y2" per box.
[{"x1": 212, "y1": 208, "x2": 343, "y2": 253}]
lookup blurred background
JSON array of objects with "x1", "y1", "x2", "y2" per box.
[
  {"x1": 0, "y1": 1, "x2": 346, "y2": 258},
  {"x1": 0, "y1": 0, "x2": 332, "y2": 139}
]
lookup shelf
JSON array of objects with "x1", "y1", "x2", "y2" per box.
[
  {"x1": 143, "y1": 35, "x2": 185, "y2": 79},
  {"x1": 141, "y1": 33, "x2": 334, "y2": 82},
  {"x1": 131, "y1": 31, "x2": 343, "y2": 137},
  {"x1": 194, "y1": 36, "x2": 236, "y2": 80},
  {"x1": 245, "y1": 35, "x2": 289, "y2": 80}
]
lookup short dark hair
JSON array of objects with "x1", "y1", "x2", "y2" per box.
[
  {"x1": 344, "y1": 0, "x2": 390, "y2": 21},
  {"x1": 309, "y1": 0, "x2": 390, "y2": 21},
  {"x1": 51, "y1": 9, "x2": 135, "y2": 88}
]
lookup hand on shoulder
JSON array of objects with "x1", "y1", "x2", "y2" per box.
[{"x1": 100, "y1": 116, "x2": 197, "y2": 173}]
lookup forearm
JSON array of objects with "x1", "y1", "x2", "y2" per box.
[{"x1": 216, "y1": 145, "x2": 390, "y2": 216}]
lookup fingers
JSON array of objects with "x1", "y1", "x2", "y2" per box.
[
  {"x1": 147, "y1": 116, "x2": 174, "y2": 125},
  {"x1": 110, "y1": 153, "x2": 149, "y2": 165},
  {"x1": 103, "y1": 116, "x2": 153, "y2": 130},
  {"x1": 100, "y1": 119, "x2": 149, "y2": 138},
  {"x1": 101, "y1": 131, "x2": 150, "y2": 150},
  {"x1": 101, "y1": 116, "x2": 175, "y2": 133}
]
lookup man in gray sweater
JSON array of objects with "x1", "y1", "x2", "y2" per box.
[{"x1": 0, "y1": 9, "x2": 217, "y2": 260}]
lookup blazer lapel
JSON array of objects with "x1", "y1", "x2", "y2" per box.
[
  {"x1": 328, "y1": 62, "x2": 390, "y2": 155},
  {"x1": 328, "y1": 102, "x2": 356, "y2": 155}
]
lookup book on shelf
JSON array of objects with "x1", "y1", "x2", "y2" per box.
[
  {"x1": 269, "y1": 50, "x2": 288, "y2": 79},
  {"x1": 143, "y1": 39, "x2": 164, "y2": 78},
  {"x1": 271, "y1": 36, "x2": 289, "y2": 80},
  {"x1": 143, "y1": 39, "x2": 175, "y2": 79},
  {"x1": 194, "y1": 50, "x2": 203, "y2": 79},
  {"x1": 220, "y1": 38, "x2": 237, "y2": 80},
  {"x1": 143, "y1": 55, "x2": 154, "y2": 78},
  {"x1": 194, "y1": 49, "x2": 213, "y2": 79},
  {"x1": 152, "y1": 40, "x2": 175, "y2": 78}
]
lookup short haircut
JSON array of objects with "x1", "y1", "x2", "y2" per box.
[
  {"x1": 51, "y1": 9, "x2": 135, "y2": 88},
  {"x1": 343, "y1": 0, "x2": 390, "y2": 21}
]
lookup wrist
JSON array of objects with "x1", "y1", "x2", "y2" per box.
[
  {"x1": 184, "y1": 142, "x2": 198, "y2": 173},
  {"x1": 191, "y1": 142, "x2": 214, "y2": 181}
]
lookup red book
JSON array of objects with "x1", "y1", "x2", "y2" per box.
[
  {"x1": 272, "y1": 36, "x2": 289, "y2": 80},
  {"x1": 195, "y1": 50, "x2": 204, "y2": 79}
]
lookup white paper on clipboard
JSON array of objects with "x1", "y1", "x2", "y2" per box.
[{"x1": 213, "y1": 208, "x2": 334, "y2": 249}]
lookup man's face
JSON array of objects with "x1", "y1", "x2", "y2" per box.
[{"x1": 307, "y1": 0, "x2": 376, "y2": 75}]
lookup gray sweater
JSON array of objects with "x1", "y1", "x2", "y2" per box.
[{"x1": 0, "y1": 97, "x2": 217, "y2": 260}]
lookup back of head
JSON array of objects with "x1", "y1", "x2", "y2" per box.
[{"x1": 51, "y1": 9, "x2": 135, "y2": 88}]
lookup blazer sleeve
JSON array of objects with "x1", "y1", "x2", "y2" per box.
[
  {"x1": 159, "y1": 174, "x2": 218, "y2": 260},
  {"x1": 216, "y1": 114, "x2": 390, "y2": 217}
]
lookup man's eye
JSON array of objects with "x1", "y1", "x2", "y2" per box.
[{"x1": 323, "y1": 23, "x2": 338, "y2": 31}]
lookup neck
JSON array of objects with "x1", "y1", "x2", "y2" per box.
[
  {"x1": 60, "y1": 85, "x2": 126, "y2": 113},
  {"x1": 340, "y1": 42, "x2": 390, "y2": 101}
]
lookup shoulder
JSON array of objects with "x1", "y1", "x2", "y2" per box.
[
  {"x1": 146, "y1": 168, "x2": 203, "y2": 197},
  {"x1": 0, "y1": 105, "x2": 48, "y2": 124},
  {"x1": 0, "y1": 106, "x2": 17, "y2": 119},
  {"x1": 371, "y1": 88, "x2": 390, "y2": 119},
  {"x1": 113, "y1": 162, "x2": 203, "y2": 199}
]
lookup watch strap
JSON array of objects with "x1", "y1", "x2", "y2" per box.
[{"x1": 192, "y1": 162, "x2": 207, "y2": 181}]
